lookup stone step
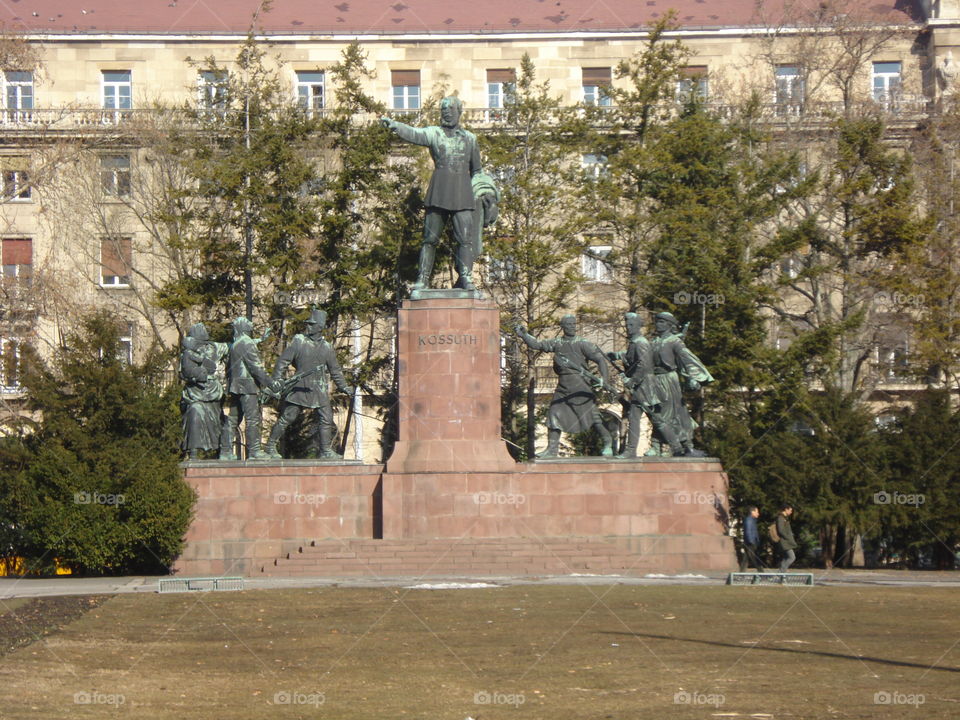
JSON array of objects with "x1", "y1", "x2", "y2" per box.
[{"x1": 259, "y1": 537, "x2": 666, "y2": 577}]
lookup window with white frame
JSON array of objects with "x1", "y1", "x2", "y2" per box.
[
  {"x1": 487, "y1": 68, "x2": 515, "y2": 109},
  {"x1": 487, "y1": 255, "x2": 516, "y2": 282},
  {"x1": 0, "y1": 338, "x2": 20, "y2": 390},
  {"x1": 676, "y1": 66, "x2": 708, "y2": 102},
  {"x1": 391, "y1": 70, "x2": 420, "y2": 110},
  {"x1": 2, "y1": 164, "x2": 30, "y2": 200},
  {"x1": 4, "y1": 71, "x2": 33, "y2": 122},
  {"x1": 100, "y1": 155, "x2": 131, "y2": 197},
  {"x1": 102, "y1": 70, "x2": 132, "y2": 111},
  {"x1": 100, "y1": 235, "x2": 132, "y2": 286},
  {"x1": 118, "y1": 322, "x2": 134, "y2": 364},
  {"x1": 2, "y1": 237, "x2": 32, "y2": 291},
  {"x1": 582, "y1": 244, "x2": 613, "y2": 283},
  {"x1": 582, "y1": 153, "x2": 609, "y2": 180},
  {"x1": 582, "y1": 67, "x2": 612, "y2": 106},
  {"x1": 774, "y1": 65, "x2": 804, "y2": 108},
  {"x1": 296, "y1": 71, "x2": 325, "y2": 114},
  {"x1": 872, "y1": 61, "x2": 902, "y2": 103},
  {"x1": 198, "y1": 70, "x2": 228, "y2": 113}
]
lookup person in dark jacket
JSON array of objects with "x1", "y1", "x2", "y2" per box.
[
  {"x1": 381, "y1": 96, "x2": 483, "y2": 292},
  {"x1": 264, "y1": 309, "x2": 354, "y2": 460},
  {"x1": 220, "y1": 317, "x2": 277, "y2": 460},
  {"x1": 739, "y1": 505, "x2": 765, "y2": 571},
  {"x1": 776, "y1": 504, "x2": 797, "y2": 571},
  {"x1": 515, "y1": 315, "x2": 613, "y2": 458}
]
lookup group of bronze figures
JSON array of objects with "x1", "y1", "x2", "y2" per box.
[
  {"x1": 518, "y1": 311, "x2": 713, "y2": 459},
  {"x1": 179, "y1": 310, "x2": 354, "y2": 461},
  {"x1": 180, "y1": 96, "x2": 713, "y2": 461}
]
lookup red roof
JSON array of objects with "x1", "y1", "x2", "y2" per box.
[{"x1": 0, "y1": 0, "x2": 921, "y2": 36}]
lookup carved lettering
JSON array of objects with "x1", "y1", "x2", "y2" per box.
[{"x1": 416, "y1": 333, "x2": 478, "y2": 348}]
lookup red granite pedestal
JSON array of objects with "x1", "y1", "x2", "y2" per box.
[
  {"x1": 385, "y1": 293, "x2": 516, "y2": 474},
  {"x1": 173, "y1": 291, "x2": 736, "y2": 577}
]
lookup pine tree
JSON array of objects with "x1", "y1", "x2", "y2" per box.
[{"x1": 0, "y1": 311, "x2": 193, "y2": 575}]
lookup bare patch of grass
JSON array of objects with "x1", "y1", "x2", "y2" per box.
[{"x1": 0, "y1": 585, "x2": 956, "y2": 718}]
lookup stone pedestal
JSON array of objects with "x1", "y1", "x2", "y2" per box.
[{"x1": 385, "y1": 291, "x2": 517, "y2": 474}]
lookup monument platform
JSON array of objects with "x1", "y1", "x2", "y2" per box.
[
  {"x1": 174, "y1": 456, "x2": 732, "y2": 576},
  {"x1": 172, "y1": 294, "x2": 736, "y2": 577}
]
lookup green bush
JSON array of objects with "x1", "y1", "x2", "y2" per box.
[{"x1": 0, "y1": 311, "x2": 195, "y2": 575}]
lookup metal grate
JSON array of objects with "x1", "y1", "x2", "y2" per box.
[
  {"x1": 157, "y1": 576, "x2": 245, "y2": 593},
  {"x1": 727, "y1": 572, "x2": 815, "y2": 586}
]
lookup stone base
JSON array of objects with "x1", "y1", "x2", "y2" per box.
[
  {"x1": 173, "y1": 458, "x2": 736, "y2": 576},
  {"x1": 173, "y1": 460, "x2": 384, "y2": 576}
]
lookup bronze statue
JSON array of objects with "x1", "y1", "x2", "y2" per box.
[
  {"x1": 264, "y1": 309, "x2": 354, "y2": 460},
  {"x1": 515, "y1": 315, "x2": 613, "y2": 458},
  {"x1": 179, "y1": 323, "x2": 228, "y2": 460},
  {"x1": 220, "y1": 317, "x2": 277, "y2": 461},
  {"x1": 649, "y1": 311, "x2": 714, "y2": 457},
  {"x1": 608, "y1": 312, "x2": 684, "y2": 458},
  {"x1": 381, "y1": 96, "x2": 483, "y2": 292}
]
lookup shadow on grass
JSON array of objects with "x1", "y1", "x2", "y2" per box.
[{"x1": 599, "y1": 631, "x2": 960, "y2": 674}]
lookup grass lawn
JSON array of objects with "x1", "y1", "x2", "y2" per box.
[{"x1": 0, "y1": 584, "x2": 957, "y2": 719}]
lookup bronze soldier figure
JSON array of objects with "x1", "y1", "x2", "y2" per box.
[
  {"x1": 264, "y1": 309, "x2": 354, "y2": 460},
  {"x1": 220, "y1": 317, "x2": 277, "y2": 461},
  {"x1": 381, "y1": 96, "x2": 483, "y2": 292},
  {"x1": 515, "y1": 315, "x2": 613, "y2": 458}
]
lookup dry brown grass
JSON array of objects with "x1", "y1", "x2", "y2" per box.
[{"x1": 0, "y1": 584, "x2": 957, "y2": 719}]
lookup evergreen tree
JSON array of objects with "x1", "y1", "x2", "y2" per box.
[
  {"x1": 0, "y1": 311, "x2": 193, "y2": 575},
  {"x1": 479, "y1": 53, "x2": 590, "y2": 458}
]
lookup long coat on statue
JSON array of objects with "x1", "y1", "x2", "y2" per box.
[
  {"x1": 524, "y1": 335, "x2": 609, "y2": 434},
  {"x1": 650, "y1": 332, "x2": 714, "y2": 444},
  {"x1": 272, "y1": 333, "x2": 351, "y2": 409}
]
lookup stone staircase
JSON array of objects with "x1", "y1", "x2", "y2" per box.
[{"x1": 259, "y1": 537, "x2": 704, "y2": 577}]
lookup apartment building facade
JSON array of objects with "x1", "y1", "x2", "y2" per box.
[{"x1": 0, "y1": 0, "x2": 954, "y2": 454}]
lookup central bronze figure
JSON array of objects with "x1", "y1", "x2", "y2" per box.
[{"x1": 381, "y1": 96, "x2": 483, "y2": 293}]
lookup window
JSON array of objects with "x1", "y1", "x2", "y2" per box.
[
  {"x1": 872, "y1": 61, "x2": 902, "y2": 104},
  {"x1": 391, "y1": 70, "x2": 420, "y2": 110},
  {"x1": 100, "y1": 236, "x2": 132, "y2": 287},
  {"x1": 102, "y1": 70, "x2": 132, "y2": 112},
  {"x1": 487, "y1": 69, "x2": 516, "y2": 109},
  {"x1": 677, "y1": 66, "x2": 708, "y2": 102},
  {"x1": 118, "y1": 323, "x2": 134, "y2": 364},
  {"x1": 4, "y1": 71, "x2": 33, "y2": 122},
  {"x1": 100, "y1": 155, "x2": 131, "y2": 197},
  {"x1": 582, "y1": 245, "x2": 612, "y2": 283},
  {"x1": 582, "y1": 153, "x2": 608, "y2": 180},
  {"x1": 2, "y1": 238, "x2": 32, "y2": 290},
  {"x1": 487, "y1": 256, "x2": 516, "y2": 282},
  {"x1": 296, "y1": 71, "x2": 325, "y2": 114},
  {"x1": 582, "y1": 67, "x2": 612, "y2": 106},
  {"x1": 2, "y1": 161, "x2": 30, "y2": 201},
  {"x1": 0, "y1": 338, "x2": 20, "y2": 390},
  {"x1": 198, "y1": 70, "x2": 228, "y2": 114},
  {"x1": 775, "y1": 65, "x2": 804, "y2": 112}
]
